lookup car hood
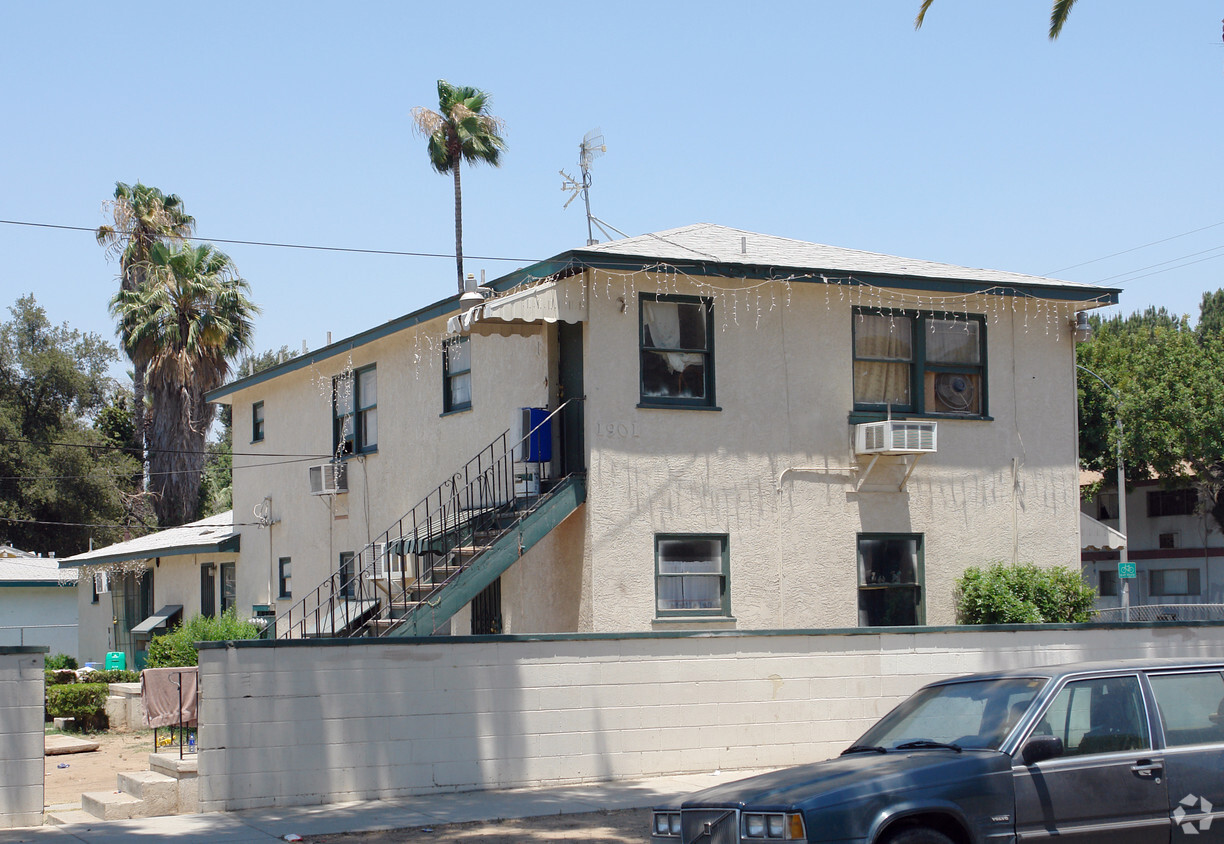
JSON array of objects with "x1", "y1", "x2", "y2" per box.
[{"x1": 679, "y1": 749, "x2": 1012, "y2": 812}]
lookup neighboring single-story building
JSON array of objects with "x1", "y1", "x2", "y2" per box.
[{"x1": 0, "y1": 546, "x2": 78, "y2": 659}]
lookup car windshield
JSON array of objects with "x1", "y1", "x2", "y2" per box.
[{"x1": 852, "y1": 677, "x2": 1048, "y2": 752}]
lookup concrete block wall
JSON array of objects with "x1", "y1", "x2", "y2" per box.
[
  {"x1": 196, "y1": 625, "x2": 1224, "y2": 811},
  {"x1": 0, "y1": 647, "x2": 47, "y2": 828}
]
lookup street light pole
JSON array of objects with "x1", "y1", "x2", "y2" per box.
[{"x1": 1077, "y1": 364, "x2": 1129, "y2": 620}]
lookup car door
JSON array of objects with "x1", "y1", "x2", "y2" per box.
[
  {"x1": 1013, "y1": 673, "x2": 1169, "y2": 844},
  {"x1": 1146, "y1": 669, "x2": 1224, "y2": 843}
]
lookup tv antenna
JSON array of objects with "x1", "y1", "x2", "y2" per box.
[{"x1": 560, "y1": 128, "x2": 607, "y2": 246}]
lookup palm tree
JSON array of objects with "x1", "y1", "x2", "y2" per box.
[
  {"x1": 412, "y1": 80, "x2": 507, "y2": 295},
  {"x1": 110, "y1": 241, "x2": 258, "y2": 526},
  {"x1": 96, "y1": 182, "x2": 196, "y2": 453},
  {"x1": 916, "y1": 0, "x2": 1079, "y2": 39}
]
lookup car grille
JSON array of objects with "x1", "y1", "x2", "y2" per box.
[{"x1": 681, "y1": 808, "x2": 739, "y2": 844}]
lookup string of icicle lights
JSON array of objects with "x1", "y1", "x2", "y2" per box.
[
  {"x1": 308, "y1": 262, "x2": 1113, "y2": 384},
  {"x1": 508, "y1": 263, "x2": 1112, "y2": 342}
]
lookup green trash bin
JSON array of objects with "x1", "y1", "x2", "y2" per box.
[{"x1": 105, "y1": 651, "x2": 126, "y2": 671}]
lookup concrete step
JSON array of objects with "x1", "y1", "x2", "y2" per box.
[
  {"x1": 45, "y1": 806, "x2": 95, "y2": 825},
  {"x1": 117, "y1": 770, "x2": 177, "y2": 816},
  {"x1": 80, "y1": 789, "x2": 143, "y2": 820}
]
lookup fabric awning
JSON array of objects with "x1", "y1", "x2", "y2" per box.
[
  {"x1": 131, "y1": 605, "x2": 183, "y2": 634},
  {"x1": 1081, "y1": 512, "x2": 1127, "y2": 551},
  {"x1": 447, "y1": 281, "x2": 588, "y2": 336}
]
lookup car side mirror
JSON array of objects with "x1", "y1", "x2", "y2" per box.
[{"x1": 1022, "y1": 734, "x2": 1064, "y2": 765}]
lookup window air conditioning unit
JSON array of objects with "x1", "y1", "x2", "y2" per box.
[
  {"x1": 854, "y1": 420, "x2": 938, "y2": 455},
  {"x1": 308, "y1": 462, "x2": 348, "y2": 495}
]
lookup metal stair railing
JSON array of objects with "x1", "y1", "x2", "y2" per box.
[{"x1": 269, "y1": 398, "x2": 581, "y2": 640}]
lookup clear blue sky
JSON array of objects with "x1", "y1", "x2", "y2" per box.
[{"x1": 2, "y1": 1, "x2": 1221, "y2": 375}]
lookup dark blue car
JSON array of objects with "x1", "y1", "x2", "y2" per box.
[{"x1": 651, "y1": 659, "x2": 1224, "y2": 844}]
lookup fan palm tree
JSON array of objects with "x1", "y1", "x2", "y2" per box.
[
  {"x1": 412, "y1": 80, "x2": 507, "y2": 295},
  {"x1": 916, "y1": 0, "x2": 1079, "y2": 39},
  {"x1": 96, "y1": 182, "x2": 196, "y2": 453},
  {"x1": 110, "y1": 241, "x2": 258, "y2": 526}
]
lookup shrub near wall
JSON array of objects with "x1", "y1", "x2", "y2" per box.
[
  {"x1": 956, "y1": 562, "x2": 1097, "y2": 624},
  {"x1": 46, "y1": 683, "x2": 109, "y2": 731},
  {"x1": 147, "y1": 609, "x2": 261, "y2": 668}
]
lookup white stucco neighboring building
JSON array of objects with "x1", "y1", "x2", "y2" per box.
[
  {"x1": 0, "y1": 547, "x2": 78, "y2": 659},
  {"x1": 194, "y1": 224, "x2": 1118, "y2": 638}
]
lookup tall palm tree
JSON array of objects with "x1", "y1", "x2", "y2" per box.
[
  {"x1": 916, "y1": 0, "x2": 1079, "y2": 39},
  {"x1": 110, "y1": 241, "x2": 258, "y2": 526},
  {"x1": 96, "y1": 182, "x2": 196, "y2": 454},
  {"x1": 412, "y1": 80, "x2": 507, "y2": 295}
]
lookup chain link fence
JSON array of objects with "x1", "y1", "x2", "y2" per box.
[{"x1": 1095, "y1": 604, "x2": 1224, "y2": 623}]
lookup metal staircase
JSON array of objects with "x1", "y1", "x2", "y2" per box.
[{"x1": 270, "y1": 400, "x2": 584, "y2": 639}]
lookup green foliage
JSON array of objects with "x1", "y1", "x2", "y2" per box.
[
  {"x1": 0, "y1": 296, "x2": 143, "y2": 555},
  {"x1": 45, "y1": 653, "x2": 78, "y2": 670},
  {"x1": 89, "y1": 669, "x2": 140, "y2": 684},
  {"x1": 45, "y1": 669, "x2": 78, "y2": 686},
  {"x1": 46, "y1": 683, "x2": 109, "y2": 730},
  {"x1": 1077, "y1": 296, "x2": 1224, "y2": 530},
  {"x1": 146, "y1": 609, "x2": 261, "y2": 667},
  {"x1": 956, "y1": 563, "x2": 1097, "y2": 624}
]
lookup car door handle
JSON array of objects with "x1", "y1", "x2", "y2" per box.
[{"x1": 1130, "y1": 760, "x2": 1163, "y2": 779}]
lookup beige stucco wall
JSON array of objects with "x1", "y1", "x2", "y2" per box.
[
  {"x1": 580, "y1": 272, "x2": 1084, "y2": 631},
  {"x1": 196, "y1": 624, "x2": 1224, "y2": 811},
  {"x1": 218, "y1": 271, "x2": 1090, "y2": 634},
  {"x1": 223, "y1": 316, "x2": 551, "y2": 626},
  {"x1": 76, "y1": 578, "x2": 113, "y2": 666}
]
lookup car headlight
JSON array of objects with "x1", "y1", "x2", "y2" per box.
[
  {"x1": 653, "y1": 810, "x2": 681, "y2": 837},
  {"x1": 742, "y1": 811, "x2": 806, "y2": 840}
]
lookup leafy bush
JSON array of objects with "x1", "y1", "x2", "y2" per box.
[
  {"x1": 46, "y1": 683, "x2": 109, "y2": 731},
  {"x1": 956, "y1": 562, "x2": 1097, "y2": 624},
  {"x1": 45, "y1": 669, "x2": 78, "y2": 686},
  {"x1": 45, "y1": 653, "x2": 78, "y2": 670},
  {"x1": 89, "y1": 669, "x2": 140, "y2": 684},
  {"x1": 146, "y1": 609, "x2": 261, "y2": 668}
]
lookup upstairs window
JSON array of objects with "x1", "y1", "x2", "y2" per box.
[
  {"x1": 1146, "y1": 488, "x2": 1197, "y2": 517},
  {"x1": 640, "y1": 293, "x2": 715, "y2": 408},
  {"x1": 334, "y1": 365, "x2": 377, "y2": 455},
  {"x1": 251, "y1": 401, "x2": 265, "y2": 443},
  {"x1": 854, "y1": 310, "x2": 986, "y2": 417},
  {"x1": 443, "y1": 337, "x2": 472, "y2": 413}
]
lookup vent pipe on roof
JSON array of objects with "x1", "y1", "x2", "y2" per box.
[{"x1": 741, "y1": 236, "x2": 746, "y2": 254}]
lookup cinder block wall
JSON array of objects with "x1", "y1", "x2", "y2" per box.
[
  {"x1": 197, "y1": 625, "x2": 1224, "y2": 811},
  {"x1": 0, "y1": 647, "x2": 46, "y2": 828}
]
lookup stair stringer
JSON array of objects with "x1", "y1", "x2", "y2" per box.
[{"x1": 387, "y1": 474, "x2": 586, "y2": 637}]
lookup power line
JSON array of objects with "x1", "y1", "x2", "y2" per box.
[
  {"x1": 0, "y1": 515, "x2": 266, "y2": 530},
  {"x1": 1, "y1": 436, "x2": 330, "y2": 460},
  {"x1": 0, "y1": 218, "x2": 541, "y2": 264},
  {"x1": 1046, "y1": 221, "x2": 1224, "y2": 275},
  {"x1": 0, "y1": 454, "x2": 322, "y2": 483}
]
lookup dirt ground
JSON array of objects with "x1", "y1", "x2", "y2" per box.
[
  {"x1": 43, "y1": 727, "x2": 165, "y2": 807},
  {"x1": 306, "y1": 808, "x2": 652, "y2": 843}
]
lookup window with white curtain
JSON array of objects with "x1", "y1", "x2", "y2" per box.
[
  {"x1": 443, "y1": 337, "x2": 472, "y2": 413},
  {"x1": 655, "y1": 535, "x2": 729, "y2": 617},
  {"x1": 1150, "y1": 568, "x2": 1201, "y2": 596},
  {"x1": 853, "y1": 310, "x2": 986, "y2": 417},
  {"x1": 640, "y1": 293, "x2": 715, "y2": 408}
]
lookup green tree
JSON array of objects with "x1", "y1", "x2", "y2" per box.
[
  {"x1": 96, "y1": 182, "x2": 196, "y2": 454},
  {"x1": 1077, "y1": 301, "x2": 1224, "y2": 530},
  {"x1": 916, "y1": 0, "x2": 1079, "y2": 39},
  {"x1": 110, "y1": 242, "x2": 258, "y2": 526},
  {"x1": 0, "y1": 296, "x2": 141, "y2": 555},
  {"x1": 412, "y1": 80, "x2": 507, "y2": 295}
]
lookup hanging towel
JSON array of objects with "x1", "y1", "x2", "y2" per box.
[{"x1": 141, "y1": 666, "x2": 199, "y2": 728}]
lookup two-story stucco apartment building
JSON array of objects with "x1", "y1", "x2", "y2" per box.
[{"x1": 66, "y1": 224, "x2": 1120, "y2": 661}]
